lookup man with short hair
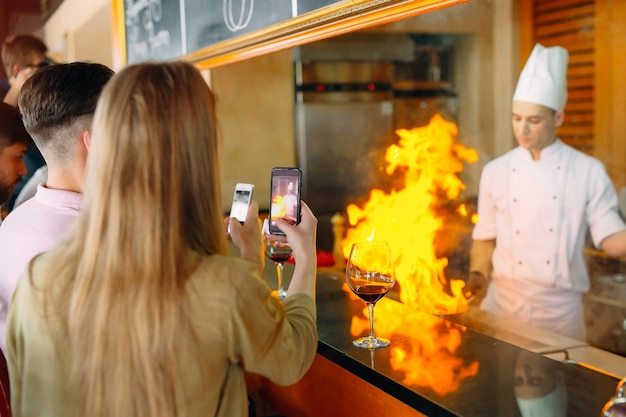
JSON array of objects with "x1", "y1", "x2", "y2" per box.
[
  {"x1": 0, "y1": 62, "x2": 114, "y2": 352},
  {"x1": 1, "y1": 34, "x2": 51, "y2": 211},
  {"x1": 1, "y1": 34, "x2": 49, "y2": 107},
  {"x1": 0, "y1": 102, "x2": 28, "y2": 218}
]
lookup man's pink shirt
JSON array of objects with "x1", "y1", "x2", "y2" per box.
[{"x1": 0, "y1": 184, "x2": 81, "y2": 353}]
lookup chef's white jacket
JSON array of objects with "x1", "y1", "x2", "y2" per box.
[{"x1": 472, "y1": 139, "x2": 626, "y2": 339}]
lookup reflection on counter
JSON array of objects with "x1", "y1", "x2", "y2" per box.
[
  {"x1": 247, "y1": 237, "x2": 626, "y2": 417},
  {"x1": 347, "y1": 286, "x2": 479, "y2": 396},
  {"x1": 515, "y1": 350, "x2": 567, "y2": 417},
  {"x1": 306, "y1": 272, "x2": 619, "y2": 416}
]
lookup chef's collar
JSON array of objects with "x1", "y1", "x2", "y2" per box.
[{"x1": 518, "y1": 138, "x2": 564, "y2": 161}]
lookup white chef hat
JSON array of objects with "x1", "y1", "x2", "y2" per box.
[{"x1": 512, "y1": 43, "x2": 569, "y2": 111}]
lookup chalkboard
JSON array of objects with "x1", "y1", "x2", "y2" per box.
[
  {"x1": 120, "y1": 0, "x2": 469, "y2": 66},
  {"x1": 123, "y1": 0, "x2": 340, "y2": 64},
  {"x1": 124, "y1": 0, "x2": 185, "y2": 64}
]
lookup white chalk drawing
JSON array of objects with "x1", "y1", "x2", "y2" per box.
[
  {"x1": 125, "y1": 0, "x2": 170, "y2": 58},
  {"x1": 222, "y1": 0, "x2": 299, "y2": 32},
  {"x1": 223, "y1": 0, "x2": 254, "y2": 32}
]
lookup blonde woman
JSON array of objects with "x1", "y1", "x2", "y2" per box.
[{"x1": 6, "y1": 61, "x2": 318, "y2": 417}]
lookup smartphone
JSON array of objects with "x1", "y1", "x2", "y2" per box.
[
  {"x1": 229, "y1": 183, "x2": 254, "y2": 231},
  {"x1": 269, "y1": 167, "x2": 302, "y2": 235}
]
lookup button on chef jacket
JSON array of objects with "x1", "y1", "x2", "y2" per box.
[{"x1": 472, "y1": 139, "x2": 626, "y2": 333}]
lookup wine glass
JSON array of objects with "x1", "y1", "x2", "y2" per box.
[
  {"x1": 262, "y1": 219, "x2": 292, "y2": 301},
  {"x1": 346, "y1": 241, "x2": 396, "y2": 349}
]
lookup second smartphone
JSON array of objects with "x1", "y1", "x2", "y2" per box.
[
  {"x1": 269, "y1": 167, "x2": 302, "y2": 235},
  {"x1": 229, "y1": 183, "x2": 254, "y2": 232}
]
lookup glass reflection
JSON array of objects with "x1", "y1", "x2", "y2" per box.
[
  {"x1": 347, "y1": 290, "x2": 480, "y2": 395},
  {"x1": 514, "y1": 351, "x2": 567, "y2": 417}
]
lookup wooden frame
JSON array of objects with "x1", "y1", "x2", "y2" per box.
[
  {"x1": 246, "y1": 354, "x2": 428, "y2": 417},
  {"x1": 112, "y1": 0, "x2": 469, "y2": 70}
]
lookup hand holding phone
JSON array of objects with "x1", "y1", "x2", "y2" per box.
[
  {"x1": 229, "y1": 183, "x2": 254, "y2": 233},
  {"x1": 269, "y1": 167, "x2": 302, "y2": 235}
]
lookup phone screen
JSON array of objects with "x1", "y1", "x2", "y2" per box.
[
  {"x1": 230, "y1": 184, "x2": 254, "y2": 223},
  {"x1": 269, "y1": 168, "x2": 302, "y2": 235}
]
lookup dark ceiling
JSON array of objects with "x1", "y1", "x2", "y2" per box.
[{"x1": 0, "y1": 0, "x2": 63, "y2": 78}]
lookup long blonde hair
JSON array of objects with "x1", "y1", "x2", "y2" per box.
[{"x1": 48, "y1": 61, "x2": 227, "y2": 416}]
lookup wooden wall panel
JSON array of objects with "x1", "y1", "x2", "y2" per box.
[
  {"x1": 522, "y1": 0, "x2": 595, "y2": 153},
  {"x1": 534, "y1": 0, "x2": 592, "y2": 12},
  {"x1": 595, "y1": 0, "x2": 626, "y2": 188},
  {"x1": 522, "y1": 0, "x2": 626, "y2": 187}
]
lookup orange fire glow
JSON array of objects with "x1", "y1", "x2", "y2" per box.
[
  {"x1": 457, "y1": 203, "x2": 479, "y2": 224},
  {"x1": 342, "y1": 113, "x2": 480, "y2": 395},
  {"x1": 349, "y1": 299, "x2": 480, "y2": 396},
  {"x1": 271, "y1": 195, "x2": 286, "y2": 220},
  {"x1": 342, "y1": 113, "x2": 479, "y2": 315}
]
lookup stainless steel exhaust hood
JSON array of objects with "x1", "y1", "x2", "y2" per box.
[
  {"x1": 293, "y1": 33, "x2": 416, "y2": 62},
  {"x1": 292, "y1": 33, "x2": 458, "y2": 251}
]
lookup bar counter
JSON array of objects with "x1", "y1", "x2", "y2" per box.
[{"x1": 248, "y1": 269, "x2": 622, "y2": 417}]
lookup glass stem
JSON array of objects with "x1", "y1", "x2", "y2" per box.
[
  {"x1": 275, "y1": 262, "x2": 285, "y2": 299},
  {"x1": 367, "y1": 302, "x2": 376, "y2": 340}
]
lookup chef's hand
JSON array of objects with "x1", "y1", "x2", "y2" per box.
[{"x1": 464, "y1": 271, "x2": 488, "y2": 306}]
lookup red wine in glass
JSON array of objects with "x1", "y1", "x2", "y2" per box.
[
  {"x1": 352, "y1": 281, "x2": 392, "y2": 304},
  {"x1": 262, "y1": 219, "x2": 292, "y2": 301},
  {"x1": 346, "y1": 242, "x2": 396, "y2": 349},
  {"x1": 266, "y1": 246, "x2": 293, "y2": 264}
]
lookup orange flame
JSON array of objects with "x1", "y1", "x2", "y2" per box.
[
  {"x1": 342, "y1": 113, "x2": 480, "y2": 395},
  {"x1": 342, "y1": 113, "x2": 478, "y2": 315},
  {"x1": 457, "y1": 204, "x2": 479, "y2": 225},
  {"x1": 271, "y1": 195, "x2": 286, "y2": 220},
  {"x1": 457, "y1": 203, "x2": 468, "y2": 217}
]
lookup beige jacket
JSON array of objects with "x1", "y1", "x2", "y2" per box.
[{"x1": 7, "y1": 249, "x2": 317, "y2": 417}]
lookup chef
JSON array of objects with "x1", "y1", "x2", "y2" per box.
[{"x1": 465, "y1": 43, "x2": 626, "y2": 341}]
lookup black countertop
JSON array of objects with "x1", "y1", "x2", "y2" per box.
[{"x1": 313, "y1": 270, "x2": 620, "y2": 417}]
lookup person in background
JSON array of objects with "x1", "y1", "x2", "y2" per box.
[
  {"x1": 465, "y1": 43, "x2": 626, "y2": 341},
  {"x1": 0, "y1": 62, "x2": 114, "y2": 354},
  {"x1": 1, "y1": 34, "x2": 49, "y2": 106},
  {"x1": 1, "y1": 34, "x2": 51, "y2": 211},
  {"x1": 0, "y1": 101, "x2": 29, "y2": 416},
  {"x1": 0, "y1": 102, "x2": 28, "y2": 221},
  {"x1": 6, "y1": 61, "x2": 318, "y2": 417},
  {"x1": 11, "y1": 164, "x2": 47, "y2": 208}
]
